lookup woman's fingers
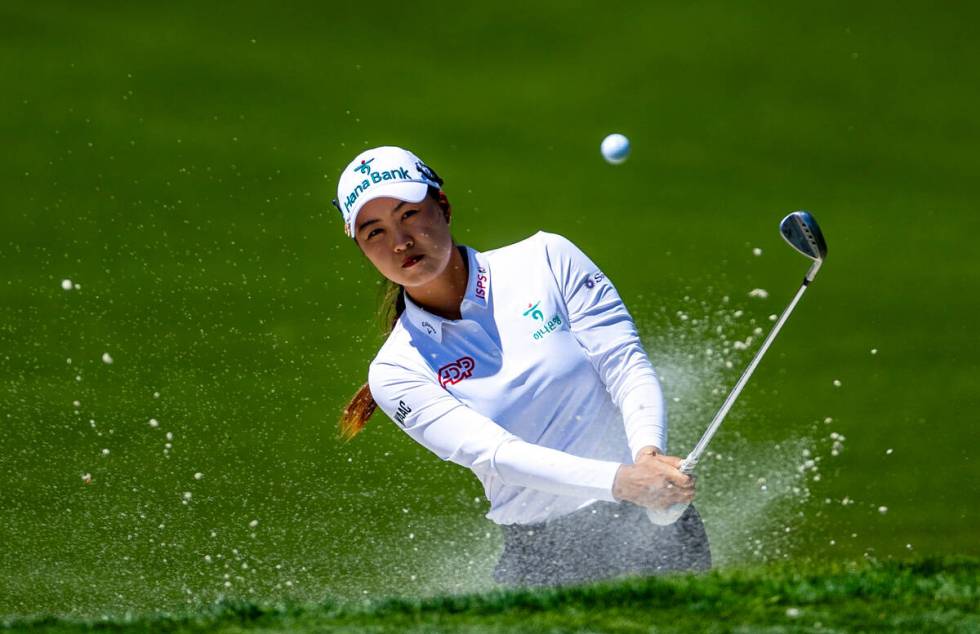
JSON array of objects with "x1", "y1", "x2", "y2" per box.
[
  {"x1": 665, "y1": 484, "x2": 695, "y2": 502},
  {"x1": 670, "y1": 472, "x2": 695, "y2": 489},
  {"x1": 635, "y1": 458, "x2": 696, "y2": 488},
  {"x1": 619, "y1": 456, "x2": 699, "y2": 509},
  {"x1": 653, "y1": 454, "x2": 684, "y2": 469},
  {"x1": 643, "y1": 486, "x2": 694, "y2": 508}
]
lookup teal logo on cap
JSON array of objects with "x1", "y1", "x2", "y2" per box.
[{"x1": 343, "y1": 165, "x2": 413, "y2": 213}]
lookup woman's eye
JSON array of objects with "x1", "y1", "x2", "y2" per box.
[
  {"x1": 402, "y1": 209, "x2": 418, "y2": 221},
  {"x1": 367, "y1": 228, "x2": 382, "y2": 239}
]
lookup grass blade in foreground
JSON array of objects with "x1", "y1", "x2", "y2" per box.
[{"x1": 5, "y1": 557, "x2": 977, "y2": 633}]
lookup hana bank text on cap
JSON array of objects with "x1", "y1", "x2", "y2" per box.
[{"x1": 332, "y1": 146, "x2": 443, "y2": 238}]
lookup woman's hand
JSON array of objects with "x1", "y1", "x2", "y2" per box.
[{"x1": 612, "y1": 448, "x2": 695, "y2": 510}]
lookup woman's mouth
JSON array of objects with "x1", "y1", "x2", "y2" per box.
[{"x1": 402, "y1": 254, "x2": 425, "y2": 268}]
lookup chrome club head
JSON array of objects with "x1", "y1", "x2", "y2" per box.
[
  {"x1": 780, "y1": 211, "x2": 827, "y2": 261},
  {"x1": 780, "y1": 211, "x2": 827, "y2": 282}
]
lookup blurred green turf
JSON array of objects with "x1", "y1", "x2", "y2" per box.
[{"x1": 1, "y1": 0, "x2": 978, "y2": 619}]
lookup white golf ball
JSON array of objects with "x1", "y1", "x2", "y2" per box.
[{"x1": 600, "y1": 133, "x2": 630, "y2": 164}]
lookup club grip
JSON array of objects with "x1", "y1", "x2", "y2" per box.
[
  {"x1": 645, "y1": 457, "x2": 695, "y2": 525},
  {"x1": 646, "y1": 502, "x2": 689, "y2": 526}
]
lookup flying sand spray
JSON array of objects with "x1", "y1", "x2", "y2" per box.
[{"x1": 647, "y1": 211, "x2": 829, "y2": 526}]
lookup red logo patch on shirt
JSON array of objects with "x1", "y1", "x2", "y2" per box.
[{"x1": 438, "y1": 356, "x2": 476, "y2": 388}]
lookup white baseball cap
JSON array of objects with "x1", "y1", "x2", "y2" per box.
[{"x1": 332, "y1": 146, "x2": 443, "y2": 239}]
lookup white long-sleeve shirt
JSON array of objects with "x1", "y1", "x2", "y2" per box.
[{"x1": 368, "y1": 231, "x2": 667, "y2": 525}]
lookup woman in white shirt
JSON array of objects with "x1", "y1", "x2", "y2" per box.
[{"x1": 333, "y1": 146, "x2": 710, "y2": 586}]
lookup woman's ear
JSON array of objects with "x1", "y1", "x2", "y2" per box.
[{"x1": 436, "y1": 190, "x2": 452, "y2": 223}]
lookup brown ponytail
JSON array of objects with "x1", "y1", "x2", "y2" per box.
[{"x1": 338, "y1": 280, "x2": 406, "y2": 440}]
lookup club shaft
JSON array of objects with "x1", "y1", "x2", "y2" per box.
[{"x1": 681, "y1": 277, "x2": 812, "y2": 473}]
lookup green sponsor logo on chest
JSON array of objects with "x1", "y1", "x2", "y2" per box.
[
  {"x1": 523, "y1": 301, "x2": 562, "y2": 340},
  {"x1": 532, "y1": 314, "x2": 562, "y2": 340}
]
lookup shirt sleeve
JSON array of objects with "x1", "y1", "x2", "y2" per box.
[
  {"x1": 541, "y1": 231, "x2": 668, "y2": 458},
  {"x1": 369, "y1": 359, "x2": 621, "y2": 502}
]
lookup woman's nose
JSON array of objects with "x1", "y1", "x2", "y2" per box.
[{"x1": 392, "y1": 230, "x2": 414, "y2": 252}]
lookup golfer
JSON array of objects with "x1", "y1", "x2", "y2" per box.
[{"x1": 333, "y1": 146, "x2": 711, "y2": 586}]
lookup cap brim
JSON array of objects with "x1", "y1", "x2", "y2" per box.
[{"x1": 348, "y1": 181, "x2": 429, "y2": 236}]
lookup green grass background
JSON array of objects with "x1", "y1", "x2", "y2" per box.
[{"x1": 1, "y1": 0, "x2": 978, "y2": 622}]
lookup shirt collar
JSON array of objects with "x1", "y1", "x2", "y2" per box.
[{"x1": 402, "y1": 245, "x2": 492, "y2": 343}]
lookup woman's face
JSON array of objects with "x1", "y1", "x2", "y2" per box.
[{"x1": 354, "y1": 193, "x2": 454, "y2": 288}]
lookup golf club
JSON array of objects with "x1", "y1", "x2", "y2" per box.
[{"x1": 647, "y1": 210, "x2": 828, "y2": 526}]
